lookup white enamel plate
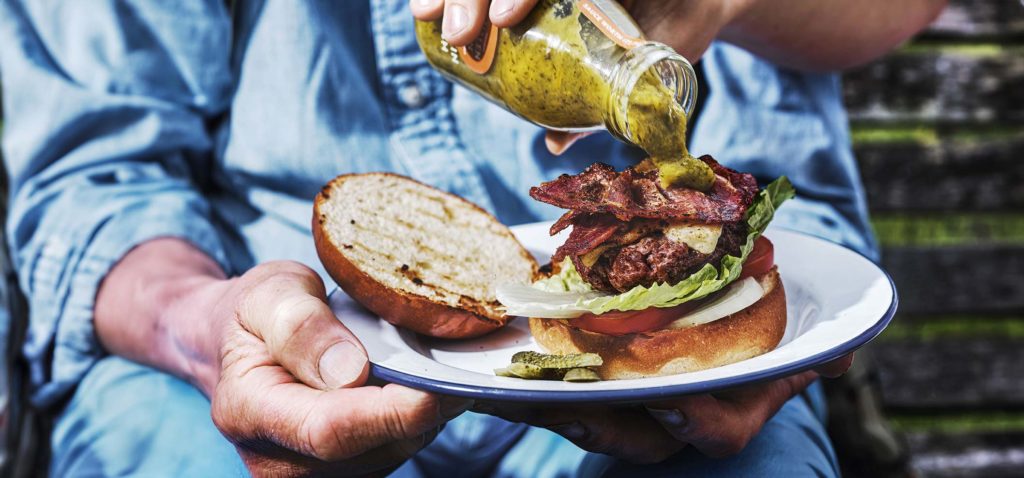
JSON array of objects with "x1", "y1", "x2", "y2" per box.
[{"x1": 330, "y1": 222, "x2": 897, "y2": 403}]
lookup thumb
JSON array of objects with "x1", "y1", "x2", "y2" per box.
[
  {"x1": 545, "y1": 131, "x2": 595, "y2": 156},
  {"x1": 238, "y1": 261, "x2": 370, "y2": 390}
]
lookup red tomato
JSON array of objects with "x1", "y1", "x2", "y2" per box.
[
  {"x1": 739, "y1": 236, "x2": 774, "y2": 280},
  {"x1": 568, "y1": 300, "x2": 705, "y2": 335}
]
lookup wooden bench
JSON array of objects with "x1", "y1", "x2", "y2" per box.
[{"x1": 843, "y1": 1, "x2": 1024, "y2": 475}]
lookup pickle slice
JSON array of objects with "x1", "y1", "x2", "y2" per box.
[
  {"x1": 511, "y1": 351, "x2": 603, "y2": 369},
  {"x1": 498, "y1": 351, "x2": 604, "y2": 381},
  {"x1": 495, "y1": 362, "x2": 548, "y2": 379},
  {"x1": 562, "y1": 368, "x2": 601, "y2": 382}
]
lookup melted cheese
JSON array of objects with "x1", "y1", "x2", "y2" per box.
[
  {"x1": 664, "y1": 223, "x2": 722, "y2": 254},
  {"x1": 580, "y1": 245, "x2": 612, "y2": 267}
]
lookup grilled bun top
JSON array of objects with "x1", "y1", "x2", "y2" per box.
[{"x1": 313, "y1": 173, "x2": 538, "y2": 339}]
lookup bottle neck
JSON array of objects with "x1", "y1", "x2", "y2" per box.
[{"x1": 604, "y1": 42, "x2": 699, "y2": 145}]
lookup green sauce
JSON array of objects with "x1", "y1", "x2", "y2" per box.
[
  {"x1": 416, "y1": 0, "x2": 713, "y2": 191},
  {"x1": 627, "y1": 71, "x2": 714, "y2": 190}
]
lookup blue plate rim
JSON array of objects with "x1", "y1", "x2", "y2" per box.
[{"x1": 367, "y1": 228, "x2": 899, "y2": 403}]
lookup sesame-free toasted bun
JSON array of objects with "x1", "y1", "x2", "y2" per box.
[
  {"x1": 313, "y1": 173, "x2": 538, "y2": 339},
  {"x1": 529, "y1": 268, "x2": 786, "y2": 379}
]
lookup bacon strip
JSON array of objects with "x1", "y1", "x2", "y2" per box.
[
  {"x1": 530, "y1": 156, "x2": 758, "y2": 224},
  {"x1": 550, "y1": 214, "x2": 622, "y2": 264},
  {"x1": 550, "y1": 210, "x2": 589, "y2": 235}
]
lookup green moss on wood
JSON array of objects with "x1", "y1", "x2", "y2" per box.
[
  {"x1": 851, "y1": 126, "x2": 939, "y2": 145},
  {"x1": 872, "y1": 213, "x2": 1024, "y2": 247},
  {"x1": 889, "y1": 412, "x2": 1024, "y2": 433},
  {"x1": 898, "y1": 41, "x2": 1019, "y2": 57},
  {"x1": 851, "y1": 124, "x2": 1024, "y2": 145},
  {"x1": 881, "y1": 316, "x2": 1024, "y2": 341}
]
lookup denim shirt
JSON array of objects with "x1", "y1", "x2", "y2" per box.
[{"x1": 0, "y1": 0, "x2": 876, "y2": 407}]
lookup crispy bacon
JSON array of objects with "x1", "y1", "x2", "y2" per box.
[
  {"x1": 550, "y1": 214, "x2": 622, "y2": 264},
  {"x1": 550, "y1": 210, "x2": 585, "y2": 235},
  {"x1": 530, "y1": 155, "x2": 758, "y2": 224}
]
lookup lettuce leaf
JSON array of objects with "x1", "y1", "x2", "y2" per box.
[{"x1": 497, "y1": 177, "x2": 795, "y2": 318}]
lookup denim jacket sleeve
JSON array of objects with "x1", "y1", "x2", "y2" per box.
[{"x1": 0, "y1": 0, "x2": 234, "y2": 407}]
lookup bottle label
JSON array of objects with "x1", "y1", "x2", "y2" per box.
[
  {"x1": 579, "y1": 0, "x2": 644, "y2": 49},
  {"x1": 459, "y1": 19, "x2": 500, "y2": 74}
]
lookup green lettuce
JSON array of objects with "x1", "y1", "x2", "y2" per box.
[{"x1": 503, "y1": 177, "x2": 795, "y2": 317}]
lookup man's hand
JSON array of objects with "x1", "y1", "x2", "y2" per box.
[
  {"x1": 410, "y1": 0, "x2": 540, "y2": 45},
  {"x1": 96, "y1": 240, "x2": 473, "y2": 476},
  {"x1": 411, "y1": 0, "x2": 947, "y2": 72},
  {"x1": 474, "y1": 356, "x2": 852, "y2": 463},
  {"x1": 409, "y1": 0, "x2": 732, "y2": 61}
]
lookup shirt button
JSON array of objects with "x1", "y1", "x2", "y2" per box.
[{"x1": 398, "y1": 85, "x2": 425, "y2": 108}]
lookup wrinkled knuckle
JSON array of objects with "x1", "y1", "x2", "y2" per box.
[
  {"x1": 305, "y1": 428, "x2": 337, "y2": 461},
  {"x1": 244, "y1": 262, "x2": 319, "y2": 295},
  {"x1": 383, "y1": 403, "x2": 419, "y2": 441},
  {"x1": 266, "y1": 260, "x2": 317, "y2": 277},
  {"x1": 781, "y1": 376, "x2": 804, "y2": 398},
  {"x1": 303, "y1": 419, "x2": 351, "y2": 462},
  {"x1": 210, "y1": 396, "x2": 244, "y2": 441},
  {"x1": 271, "y1": 297, "x2": 323, "y2": 343}
]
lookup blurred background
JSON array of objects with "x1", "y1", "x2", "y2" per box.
[
  {"x1": 1, "y1": 0, "x2": 1022, "y2": 477},
  {"x1": 839, "y1": 1, "x2": 1024, "y2": 476}
]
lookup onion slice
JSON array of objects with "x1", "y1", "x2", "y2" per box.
[
  {"x1": 495, "y1": 283, "x2": 604, "y2": 319},
  {"x1": 664, "y1": 277, "x2": 765, "y2": 330}
]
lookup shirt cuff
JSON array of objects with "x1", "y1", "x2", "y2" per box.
[{"x1": 24, "y1": 202, "x2": 228, "y2": 408}]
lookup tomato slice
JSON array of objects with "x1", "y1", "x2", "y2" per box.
[
  {"x1": 739, "y1": 236, "x2": 774, "y2": 280},
  {"x1": 568, "y1": 300, "x2": 706, "y2": 336},
  {"x1": 567, "y1": 236, "x2": 776, "y2": 336}
]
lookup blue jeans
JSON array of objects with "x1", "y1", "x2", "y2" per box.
[{"x1": 51, "y1": 357, "x2": 838, "y2": 477}]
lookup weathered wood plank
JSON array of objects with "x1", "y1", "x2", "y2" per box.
[
  {"x1": 874, "y1": 338, "x2": 1024, "y2": 410},
  {"x1": 882, "y1": 245, "x2": 1024, "y2": 315},
  {"x1": 904, "y1": 431, "x2": 1024, "y2": 478},
  {"x1": 843, "y1": 51, "x2": 1024, "y2": 123},
  {"x1": 856, "y1": 136, "x2": 1024, "y2": 212},
  {"x1": 872, "y1": 214, "x2": 1024, "y2": 247},
  {"x1": 925, "y1": 0, "x2": 1024, "y2": 38}
]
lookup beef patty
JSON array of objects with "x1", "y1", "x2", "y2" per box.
[{"x1": 571, "y1": 221, "x2": 747, "y2": 293}]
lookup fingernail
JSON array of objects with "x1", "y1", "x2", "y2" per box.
[
  {"x1": 647, "y1": 408, "x2": 688, "y2": 430},
  {"x1": 319, "y1": 341, "x2": 367, "y2": 389},
  {"x1": 439, "y1": 397, "x2": 474, "y2": 419},
  {"x1": 491, "y1": 0, "x2": 516, "y2": 18},
  {"x1": 443, "y1": 4, "x2": 469, "y2": 38},
  {"x1": 416, "y1": 0, "x2": 433, "y2": 6},
  {"x1": 549, "y1": 422, "x2": 588, "y2": 440}
]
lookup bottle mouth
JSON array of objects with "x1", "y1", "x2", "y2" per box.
[{"x1": 606, "y1": 42, "x2": 699, "y2": 143}]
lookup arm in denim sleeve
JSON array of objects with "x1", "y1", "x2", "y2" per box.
[{"x1": 0, "y1": 0, "x2": 233, "y2": 407}]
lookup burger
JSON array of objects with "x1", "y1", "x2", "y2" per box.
[
  {"x1": 496, "y1": 156, "x2": 795, "y2": 379},
  {"x1": 312, "y1": 158, "x2": 794, "y2": 381}
]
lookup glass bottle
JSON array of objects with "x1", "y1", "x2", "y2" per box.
[{"x1": 415, "y1": 0, "x2": 707, "y2": 189}]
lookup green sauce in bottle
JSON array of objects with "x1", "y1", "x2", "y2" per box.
[{"x1": 416, "y1": 0, "x2": 712, "y2": 191}]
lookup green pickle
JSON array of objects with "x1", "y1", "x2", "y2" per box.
[
  {"x1": 495, "y1": 362, "x2": 548, "y2": 379},
  {"x1": 416, "y1": 0, "x2": 713, "y2": 191},
  {"x1": 563, "y1": 367, "x2": 602, "y2": 382},
  {"x1": 512, "y1": 351, "x2": 603, "y2": 368},
  {"x1": 496, "y1": 351, "x2": 604, "y2": 381}
]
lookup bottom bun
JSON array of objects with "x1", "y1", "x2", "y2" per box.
[{"x1": 529, "y1": 268, "x2": 786, "y2": 380}]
